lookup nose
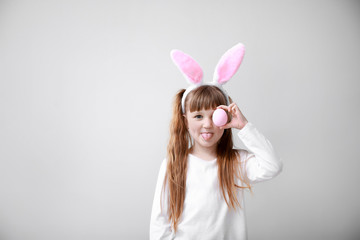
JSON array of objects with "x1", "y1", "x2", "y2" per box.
[{"x1": 203, "y1": 117, "x2": 213, "y2": 128}]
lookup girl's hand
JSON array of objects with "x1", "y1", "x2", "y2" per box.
[{"x1": 216, "y1": 103, "x2": 248, "y2": 130}]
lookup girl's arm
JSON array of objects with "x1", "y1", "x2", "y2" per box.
[
  {"x1": 217, "y1": 103, "x2": 283, "y2": 183},
  {"x1": 237, "y1": 122, "x2": 283, "y2": 183},
  {"x1": 149, "y1": 159, "x2": 173, "y2": 240}
]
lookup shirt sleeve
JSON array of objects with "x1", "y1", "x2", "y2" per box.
[
  {"x1": 149, "y1": 158, "x2": 174, "y2": 240},
  {"x1": 237, "y1": 122, "x2": 283, "y2": 184}
]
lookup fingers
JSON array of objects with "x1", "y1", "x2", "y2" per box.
[
  {"x1": 217, "y1": 103, "x2": 237, "y2": 111},
  {"x1": 217, "y1": 103, "x2": 239, "y2": 116},
  {"x1": 217, "y1": 103, "x2": 241, "y2": 129},
  {"x1": 219, "y1": 122, "x2": 231, "y2": 130},
  {"x1": 216, "y1": 105, "x2": 229, "y2": 111},
  {"x1": 217, "y1": 102, "x2": 248, "y2": 130},
  {"x1": 229, "y1": 105, "x2": 237, "y2": 115}
]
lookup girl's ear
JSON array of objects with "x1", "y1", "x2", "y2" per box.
[
  {"x1": 213, "y1": 43, "x2": 245, "y2": 85},
  {"x1": 171, "y1": 50, "x2": 204, "y2": 85}
]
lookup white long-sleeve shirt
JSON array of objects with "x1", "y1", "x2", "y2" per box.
[{"x1": 150, "y1": 122, "x2": 283, "y2": 240}]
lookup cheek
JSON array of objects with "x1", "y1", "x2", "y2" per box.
[
  {"x1": 188, "y1": 119, "x2": 198, "y2": 127},
  {"x1": 216, "y1": 129, "x2": 225, "y2": 138},
  {"x1": 185, "y1": 120, "x2": 194, "y2": 131},
  {"x1": 189, "y1": 123, "x2": 200, "y2": 132}
]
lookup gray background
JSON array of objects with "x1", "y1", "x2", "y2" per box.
[{"x1": 1, "y1": 0, "x2": 360, "y2": 239}]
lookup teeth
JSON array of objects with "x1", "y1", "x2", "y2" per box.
[{"x1": 201, "y1": 133, "x2": 213, "y2": 140}]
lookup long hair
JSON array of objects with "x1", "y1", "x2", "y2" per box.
[{"x1": 162, "y1": 85, "x2": 251, "y2": 232}]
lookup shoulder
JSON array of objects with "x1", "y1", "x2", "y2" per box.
[
  {"x1": 160, "y1": 158, "x2": 167, "y2": 169},
  {"x1": 154, "y1": 158, "x2": 168, "y2": 178}
]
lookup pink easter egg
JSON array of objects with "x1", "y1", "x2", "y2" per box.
[{"x1": 212, "y1": 108, "x2": 228, "y2": 127}]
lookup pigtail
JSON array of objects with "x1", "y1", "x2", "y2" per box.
[{"x1": 162, "y1": 89, "x2": 189, "y2": 233}]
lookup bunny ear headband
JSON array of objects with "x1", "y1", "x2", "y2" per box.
[{"x1": 170, "y1": 43, "x2": 245, "y2": 113}]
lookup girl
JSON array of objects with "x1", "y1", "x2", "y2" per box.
[{"x1": 150, "y1": 43, "x2": 283, "y2": 240}]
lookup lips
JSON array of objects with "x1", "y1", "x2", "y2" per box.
[{"x1": 201, "y1": 132, "x2": 213, "y2": 141}]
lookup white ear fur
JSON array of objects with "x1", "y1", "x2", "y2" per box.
[
  {"x1": 170, "y1": 49, "x2": 204, "y2": 85},
  {"x1": 213, "y1": 43, "x2": 245, "y2": 85}
]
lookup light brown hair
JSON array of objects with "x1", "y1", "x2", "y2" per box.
[{"x1": 162, "y1": 85, "x2": 251, "y2": 232}]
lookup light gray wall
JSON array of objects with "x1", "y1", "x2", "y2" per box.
[{"x1": 1, "y1": 0, "x2": 359, "y2": 239}]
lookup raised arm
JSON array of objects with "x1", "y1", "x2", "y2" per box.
[
  {"x1": 216, "y1": 103, "x2": 283, "y2": 184},
  {"x1": 238, "y1": 122, "x2": 283, "y2": 184}
]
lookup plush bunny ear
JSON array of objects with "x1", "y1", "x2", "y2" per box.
[
  {"x1": 171, "y1": 50, "x2": 203, "y2": 85},
  {"x1": 213, "y1": 43, "x2": 245, "y2": 85}
]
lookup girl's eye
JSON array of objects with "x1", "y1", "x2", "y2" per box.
[{"x1": 194, "y1": 115, "x2": 203, "y2": 119}]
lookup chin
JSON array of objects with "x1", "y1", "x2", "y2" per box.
[{"x1": 200, "y1": 140, "x2": 217, "y2": 148}]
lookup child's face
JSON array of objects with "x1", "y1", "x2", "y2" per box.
[{"x1": 184, "y1": 108, "x2": 224, "y2": 153}]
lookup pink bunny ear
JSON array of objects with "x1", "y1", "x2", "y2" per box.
[
  {"x1": 213, "y1": 43, "x2": 245, "y2": 85},
  {"x1": 171, "y1": 50, "x2": 203, "y2": 85}
]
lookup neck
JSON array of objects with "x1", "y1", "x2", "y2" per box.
[{"x1": 190, "y1": 145, "x2": 217, "y2": 161}]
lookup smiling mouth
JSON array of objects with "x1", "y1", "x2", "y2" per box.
[{"x1": 201, "y1": 132, "x2": 213, "y2": 140}]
